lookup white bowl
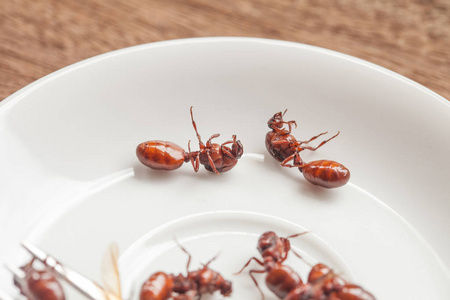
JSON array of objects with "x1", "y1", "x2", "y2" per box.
[{"x1": 1, "y1": 37, "x2": 449, "y2": 299}]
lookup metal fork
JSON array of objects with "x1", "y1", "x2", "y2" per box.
[{"x1": 7, "y1": 242, "x2": 108, "y2": 300}]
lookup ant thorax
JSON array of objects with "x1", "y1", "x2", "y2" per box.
[{"x1": 263, "y1": 256, "x2": 277, "y2": 271}]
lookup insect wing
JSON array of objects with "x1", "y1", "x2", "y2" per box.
[{"x1": 101, "y1": 243, "x2": 122, "y2": 300}]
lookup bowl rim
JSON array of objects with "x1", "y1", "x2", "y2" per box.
[{"x1": 1, "y1": 36, "x2": 449, "y2": 111}]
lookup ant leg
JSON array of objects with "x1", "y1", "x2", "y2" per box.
[
  {"x1": 249, "y1": 269, "x2": 267, "y2": 300},
  {"x1": 206, "y1": 151, "x2": 220, "y2": 175},
  {"x1": 220, "y1": 134, "x2": 236, "y2": 147},
  {"x1": 221, "y1": 146, "x2": 233, "y2": 157},
  {"x1": 280, "y1": 153, "x2": 296, "y2": 168},
  {"x1": 175, "y1": 239, "x2": 192, "y2": 274},
  {"x1": 222, "y1": 135, "x2": 243, "y2": 158},
  {"x1": 206, "y1": 133, "x2": 220, "y2": 148},
  {"x1": 190, "y1": 106, "x2": 205, "y2": 148},
  {"x1": 285, "y1": 232, "x2": 314, "y2": 267},
  {"x1": 234, "y1": 257, "x2": 264, "y2": 275},
  {"x1": 280, "y1": 153, "x2": 305, "y2": 168},
  {"x1": 188, "y1": 141, "x2": 200, "y2": 172},
  {"x1": 220, "y1": 135, "x2": 236, "y2": 157},
  {"x1": 283, "y1": 120, "x2": 297, "y2": 133},
  {"x1": 291, "y1": 250, "x2": 313, "y2": 267},
  {"x1": 302, "y1": 131, "x2": 340, "y2": 151},
  {"x1": 190, "y1": 154, "x2": 199, "y2": 172},
  {"x1": 299, "y1": 131, "x2": 328, "y2": 145}
]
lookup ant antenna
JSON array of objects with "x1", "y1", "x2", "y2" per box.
[
  {"x1": 190, "y1": 106, "x2": 204, "y2": 146},
  {"x1": 291, "y1": 250, "x2": 314, "y2": 267},
  {"x1": 202, "y1": 252, "x2": 221, "y2": 268},
  {"x1": 174, "y1": 238, "x2": 192, "y2": 274},
  {"x1": 286, "y1": 231, "x2": 309, "y2": 239},
  {"x1": 285, "y1": 231, "x2": 314, "y2": 267}
]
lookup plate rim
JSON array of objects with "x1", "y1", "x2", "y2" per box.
[{"x1": 1, "y1": 37, "x2": 449, "y2": 111}]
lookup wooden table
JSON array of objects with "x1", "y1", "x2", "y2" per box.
[{"x1": 0, "y1": 0, "x2": 449, "y2": 102}]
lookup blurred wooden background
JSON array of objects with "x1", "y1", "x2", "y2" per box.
[{"x1": 0, "y1": 0, "x2": 449, "y2": 101}]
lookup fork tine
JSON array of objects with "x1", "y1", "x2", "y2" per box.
[
  {"x1": 21, "y1": 241, "x2": 108, "y2": 300},
  {"x1": 21, "y1": 241, "x2": 47, "y2": 263},
  {"x1": 5, "y1": 263, "x2": 25, "y2": 280}
]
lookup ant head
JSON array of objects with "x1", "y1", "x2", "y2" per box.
[
  {"x1": 267, "y1": 111, "x2": 285, "y2": 129},
  {"x1": 220, "y1": 280, "x2": 233, "y2": 296},
  {"x1": 257, "y1": 231, "x2": 278, "y2": 253},
  {"x1": 231, "y1": 140, "x2": 244, "y2": 159},
  {"x1": 257, "y1": 231, "x2": 286, "y2": 261}
]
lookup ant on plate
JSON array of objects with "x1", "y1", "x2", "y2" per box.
[
  {"x1": 136, "y1": 107, "x2": 243, "y2": 175},
  {"x1": 236, "y1": 231, "x2": 375, "y2": 300},
  {"x1": 9, "y1": 259, "x2": 65, "y2": 300},
  {"x1": 140, "y1": 242, "x2": 232, "y2": 300},
  {"x1": 266, "y1": 111, "x2": 350, "y2": 188},
  {"x1": 8, "y1": 242, "x2": 117, "y2": 300},
  {"x1": 234, "y1": 231, "x2": 307, "y2": 299},
  {"x1": 284, "y1": 263, "x2": 376, "y2": 300}
]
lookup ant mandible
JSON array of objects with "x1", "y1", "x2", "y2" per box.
[
  {"x1": 139, "y1": 243, "x2": 232, "y2": 300},
  {"x1": 136, "y1": 107, "x2": 243, "y2": 174},
  {"x1": 266, "y1": 111, "x2": 350, "y2": 189},
  {"x1": 234, "y1": 231, "x2": 308, "y2": 299}
]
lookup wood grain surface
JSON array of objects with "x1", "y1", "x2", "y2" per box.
[{"x1": 0, "y1": 0, "x2": 449, "y2": 101}]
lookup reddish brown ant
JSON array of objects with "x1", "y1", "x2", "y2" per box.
[
  {"x1": 266, "y1": 111, "x2": 350, "y2": 189},
  {"x1": 136, "y1": 107, "x2": 243, "y2": 175},
  {"x1": 234, "y1": 231, "x2": 308, "y2": 299},
  {"x1": 139, "y1": 243, "x2": 232, "y2": 300},
  {"x1": 140, "y1": 272, "x2": 196, "y2": 300},
  {"x1": 11, "y1": 259, "x2": 65, "y2": 300},
  {"x1": 284, "y1": 263, "x2": 376, "y2": 300},
  {"x1": 236, "y1": 231, "x2": 375, "y2": 300}
]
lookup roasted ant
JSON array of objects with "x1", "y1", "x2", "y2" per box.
[
  {"x1": 140, "y1": 272, "x2": 194, "y2": 300},
  {"x1": 140, "y1": 244, "x2": 232, "y2": 300},
  {"x1": 9, "y1": 242, "x2": 122, "y2": 300},
  {"x1": 136, "y1": 107, "x2": 243, "y2": 175},
  {"x1": 237, "y1": 231, "x2": 375, "y2": 300},
  {"x1": 266, "y1": 111, "x2": 350, "y2": 189},
  {"x1": 234, "y1": 231, "x2": 307, "y2": 299},
  {"x1": 284, "y1": 263, "x2": 376, "y2": 300},
  {"x1": 11, "y1": 259, "x2": 65, "y2": 300}
]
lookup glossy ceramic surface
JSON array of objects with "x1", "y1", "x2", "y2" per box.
[{"x1": 1, "y1": 38, "x2": 449, "y2": 299}]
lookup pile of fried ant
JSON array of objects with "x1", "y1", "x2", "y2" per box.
[
  {"x1": 10, "y1": 231, "x2": 375, "y2": 300},
  {"x1": 9, "y1": 110, "x2": 372, "y2": 300}
]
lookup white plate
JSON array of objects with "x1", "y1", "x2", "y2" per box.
[{"x1": 1, "y1": 37, "x2": 450, "y2": 300}]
